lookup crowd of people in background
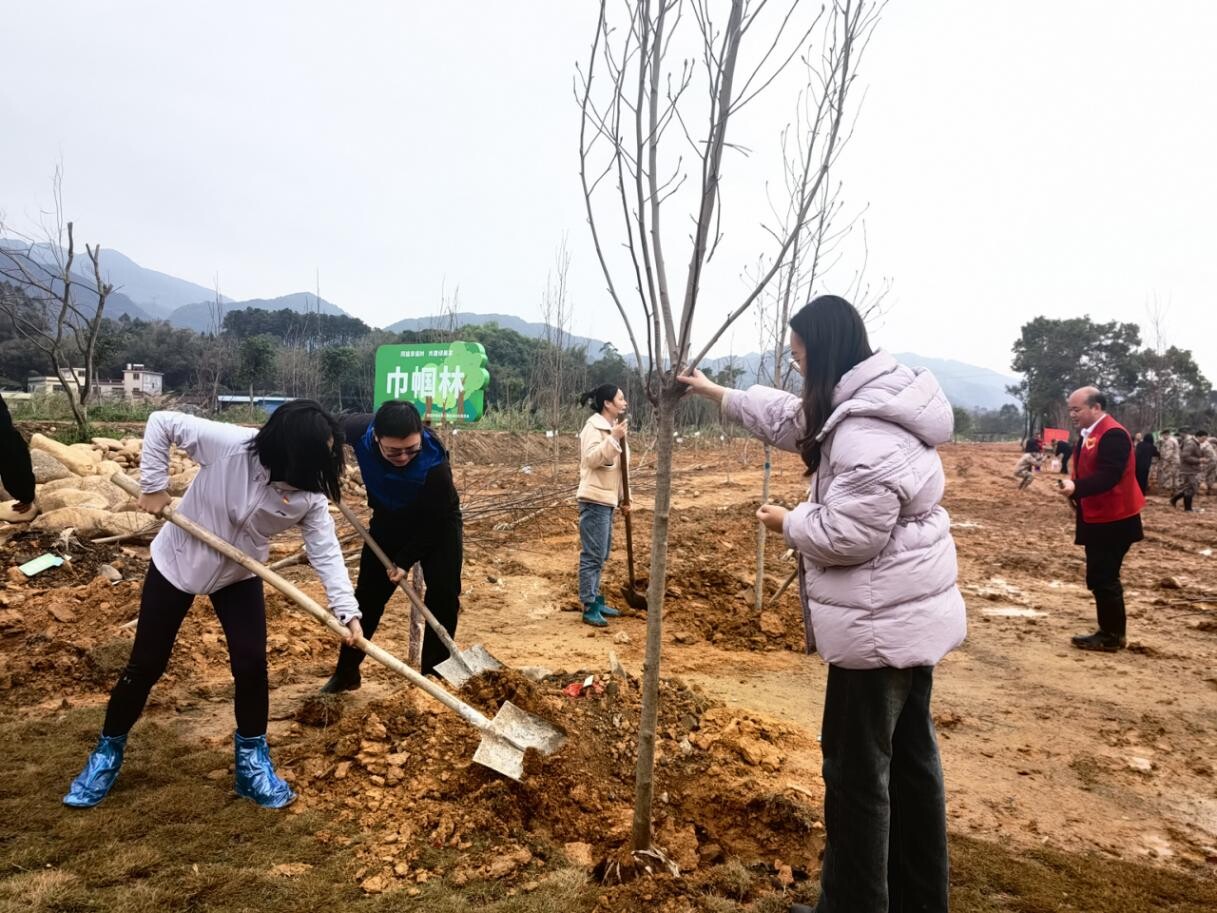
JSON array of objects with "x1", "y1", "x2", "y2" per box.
[{"x1": 1016, "y1": 425, "x2": 1214, "y2": 509}]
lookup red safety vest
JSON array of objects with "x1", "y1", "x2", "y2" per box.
[{"x1": 1072, "y1": 414, "x2": 1144, "y2": 523}]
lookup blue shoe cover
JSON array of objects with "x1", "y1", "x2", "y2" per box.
[
  {"x1": 233, "y1": 733, "x2": 296, "y2": 809},
  {"x1": 63, "y1": 732, "x2": 128, "y2": 808}
]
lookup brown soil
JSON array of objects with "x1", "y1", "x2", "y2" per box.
[{"x1": 3, "y1": 434, "x2": 1217, "y2": 911}]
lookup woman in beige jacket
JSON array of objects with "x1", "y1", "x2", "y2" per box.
[{"x1": 576, "y1": 383, "x2": 629, "y2": 626}]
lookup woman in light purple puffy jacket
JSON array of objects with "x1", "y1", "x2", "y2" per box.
[{"x1": 680, "y1": 295, "x2": 965, "y2": 913}]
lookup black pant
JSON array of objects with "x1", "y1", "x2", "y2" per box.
[
  {"x1": 1084, "y1": 541, "x2": 1131, "y2": 638},
  {"x1": 816, "y1": 665, "x2": 949, "y2": 913},
  {"x1": 1135, "y1": 466, "x2": 1150, "y2": 494},
  {"x1": 335, "y1": 520, "x2": 462, "y2": 676},
  {"x1": 104, "y1": 563, "x2": 268, "y2": 738},
  {"x1": 1060, "y1": 454, "x2": 1070, "y2": 475}
]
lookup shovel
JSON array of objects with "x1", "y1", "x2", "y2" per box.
[
  {"x1": 335, "y1": 500, "x2": 501, "y2": 688},
  {"x1": 618, "y1": 446, "x2": 648, "y2": 611},
  {"x1": 110, "y1": 474, "x2": 563, "y2": 781}
]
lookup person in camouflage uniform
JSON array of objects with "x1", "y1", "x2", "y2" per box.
[
  {"x1": 1198, "y1": 430, "x2": 1216, "y2": 496},
  {"x1": 1170, "y1": 430, "x2": 1201, "y2": 511},
  {"x1": 1014, "y1": 450, "x2": 1044, "y2": 490},
  {"x1": 1157, "y1": 430, "x2": 1180, "y2": 493}
]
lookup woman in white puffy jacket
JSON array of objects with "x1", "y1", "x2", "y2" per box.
[
  {"x1": 63, "y1": 401, "x2": 362, "y2": 811},
  {"x1": 680, "y1": 295, "x2": 965, "y2": 913}
]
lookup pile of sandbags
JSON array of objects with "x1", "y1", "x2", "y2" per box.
[{"x1": 1, "y1": 431, "x2": 193, "y2": 538}]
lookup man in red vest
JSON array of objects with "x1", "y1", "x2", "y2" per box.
[{"x1": 1057, "y1": 386, "x2": 1144, "y2": 651}]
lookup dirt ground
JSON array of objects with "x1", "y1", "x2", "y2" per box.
[{"x1": 1, "y1": 432, "x2": 1215, "y2": 911}]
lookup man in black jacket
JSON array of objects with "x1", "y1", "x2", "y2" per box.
[
  {"x1": 321, "y1": 401, "x2": 463, "y2": 692},
  {"x1": 0, "y1": 393, "x2": 36, "y2": 515},
  {"x1": 1054, "y1": 437, "x2": 1073, "y2": 475}
]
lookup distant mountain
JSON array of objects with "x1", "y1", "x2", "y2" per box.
[
  {"x1": 890, "y1": 352, "x2": 1018, "y2": 410},
  {"x1": 166, "y1": 292, "x2": 350, "y2": 332},
  {"x1": 1, "y1": 239, "x2": 160, "y2": 323},
  {"x1": 384, "y1": 311, "x2": 611, "y2": 355},
  {"x1": 91, "y1": 248, "x2": 230, "y2": 319}
]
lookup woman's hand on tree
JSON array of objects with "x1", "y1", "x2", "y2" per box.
[
  {"x1": 676, "y1": 368, "x2": 726, "y2": 403},
  {"x1": 756, "y1": 503, "x2": 788, "y2": 533}
]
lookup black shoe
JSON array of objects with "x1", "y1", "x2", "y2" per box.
[
  {"x1": 319, "y1": 667, "x2": 361, "y2": 693},
  {"x1": 1071, "y1": 631, "x2": 1126, "y2": 653}
]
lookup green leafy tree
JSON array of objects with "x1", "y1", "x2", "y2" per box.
[
  {"x1": 321, "y1": 345, "x2": 360, "y2": 410},
  {"x1": 238, "y1": 335, "x2": 276, "y2": 402},
  {"x1": 1010, "y1": 316, "x2": 1141, "y2": 430}
]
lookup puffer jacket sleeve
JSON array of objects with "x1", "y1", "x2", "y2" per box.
[
  {"x1": 299, "y1": 497, "x2": 362, "y2": 624},
  {"x1": 140, "y1": 411, "x2": 255, "y2": 494},
  {"x1": 782, "y1": 440, "x2": 904, "y2": 568},
  {"x1": 722, "y1": 386, "x2": 804, "y2": 453}
]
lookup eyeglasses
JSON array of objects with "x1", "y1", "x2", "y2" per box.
[{"x1": 377, "y1": 440, "x2": 422, "y2": 459}]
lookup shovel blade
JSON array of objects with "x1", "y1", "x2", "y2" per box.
[
  {"x1": 434, "y1": 643, "x2": 503, "y2": 688},
  {"x1": 491, "y1": 701, "x2": 566, "y2": 756},
  {"x1": 434, "y1": 655, "x2": 473, "y2": 689},
  {"x1": 473, "y1": 731, "x2": 527, "y2": 781},
  {"x1": 461, "y1": 643, "x2": 503, "y2": 675}
]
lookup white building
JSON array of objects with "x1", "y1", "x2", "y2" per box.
[
  {"x1": 122, "y1": 364, "x2": 163, "y2": 398},
  {"x1": 26, "y1": 364, "x2": 163, "y2": 399}
]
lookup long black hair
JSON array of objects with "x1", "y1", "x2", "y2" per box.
[
  {"x1": 579, "y1": 383, "x2": 620, "y2": 413},
  {"x1": 790, "y1": 295, "x2": 873, "y2": 475},
  {"x1": 248, "y1": 399, "x2": 345, "y2": 501}
]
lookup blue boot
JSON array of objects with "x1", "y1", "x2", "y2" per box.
[
  {"x1": 63, "y1": 732, "x2": 128, "y2": 808},
  {"x1": 582, "y1": 602, "x2": 609, "y2": 627},
  {"x1": 594, "y1": 594, "x2": 621, "y2": 617},
  {"x1": 233, "y1": 733, "x2": 296, "y2": 809}
]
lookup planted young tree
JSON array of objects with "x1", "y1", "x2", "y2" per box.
[
  {"x1": 0, "y1": 172, "x2": 113, "y2": 438},
  {"x1": 577, "y1": 0, "x2": 880, "y2": 857}
]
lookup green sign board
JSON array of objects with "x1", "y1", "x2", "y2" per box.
[{"x1": 374, "y1": 342, "x2": 490, "y2": 422}]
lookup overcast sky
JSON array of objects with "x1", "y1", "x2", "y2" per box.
[{"x1": 2, "y1": 2, "x2": 1214, "y2": 381}]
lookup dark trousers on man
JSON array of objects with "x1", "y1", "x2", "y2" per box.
[
  {"x1": 1084, "y1": 542, "x2": 1131, "y2": 638},
  {"x1": 815, "y1": 664, "x2": 949, "y2": 913},
  {"x1": 334, "y1": 519, "x2": 463, "y2": 677}
]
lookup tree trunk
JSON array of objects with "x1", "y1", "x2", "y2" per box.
[
  {"x1": 755, "y1": 444, "x2": 770, "y2": 612},
  {"x1": 631, "y1": 388, "x2": 677, "y2": 852}
]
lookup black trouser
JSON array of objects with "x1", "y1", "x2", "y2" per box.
[
  {"x1": 335, "y1": 519, "x2": 462, "y2": 676},
  {"x1": 104, "y1": 563, "x2": 268, "y2": 738},
  {"x1": 816, "y1": 665, "x2": 949, "y2": 913},
  {"x1": 1084, "y1": 541, "x2": 1131, "y2": 638},
  {"x1": 1060, "y1": 454, "x2": 1070, "y2": 475},
  {"x1": 1135, "y1": 466, "x2": 1150, "y2": 494}
]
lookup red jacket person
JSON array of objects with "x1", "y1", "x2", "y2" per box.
[{"x1": 1057, "y1": 386, "x2": 1144, "y2": 652}]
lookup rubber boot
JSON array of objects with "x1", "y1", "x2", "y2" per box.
[
  {"x1": 63, "y1": 732, "x2": 128, "y2": 808},
  {"x1": 319, "y1": 658, "x2": 361, "y2": 694},
  {"x1": 594, "y1": 594, "x2": 621, "y2": 618},
  {"x1": 233, "y1": 733, "x2": 296, "y2": 809},
  {"x1": 581, "y1": 602, "x2": 608, "y2": 628}
]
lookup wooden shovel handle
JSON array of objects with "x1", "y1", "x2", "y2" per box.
[{"x1": 619, "y1": 441, "x2": 637, "y2": 587}]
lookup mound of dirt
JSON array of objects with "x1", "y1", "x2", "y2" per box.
[{"x1": 278, "y1": 667, "x2": 824, "y2": 905}]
